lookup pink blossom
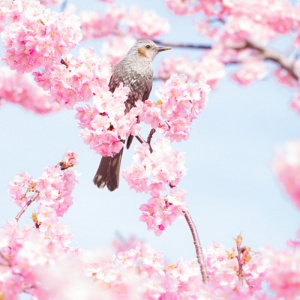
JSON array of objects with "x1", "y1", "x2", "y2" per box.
[
  {"x1": 273, "y1": 140, "x2": 300, "y2": 210},
  {"x1": 261, "y1": 247, "x2": 300, "y2": 299},
  {"x1": 127, "y1": 6, "x2": 170, "y2": 39},
  {"x1": 138, "y1": 74, "x2": 210, "y2": 142},
  {"x1": 76, "y1": 84, "x2": 141, "y2": 156},
  {"x1": 39, "y1": 0, "x2": 63, "y2": 6},
  {"x1": 80, "y1": 5, "x2": 124, "y2": 40},
  {"x1": 101, "y1": 36, "x2": 136, "y2": 66},
  {"x1": 2, "y1": 0, "x2": 82, "y2": 73},
  {"x1": 291, "y1": 90, "x2": 300, "y2": 114},
  {"x1": 274, "y1": 67, "x2": 299, "y2": 88},
  {"x1": 34, "y1": 48, "x2": 111, "y2": 108},
  {"x1": 165, "y1": 0, "x2": 202, "y2": 15},
  {"x1": 158, "y1": 56, "x2": 224, "y2": 89},
  {"x1": 0, "y1": 67, "x2": 60, "y2": 114},
  {"x1": 231, "y1": 60, "x2": 267, "y2": 85},
  {"x1": 8, "y1": 173, "x2": 34, "y2": 207}
]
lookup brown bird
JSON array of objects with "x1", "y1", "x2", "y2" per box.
[{"x1": 93, "y1": 40, "x2": 171, "y2": 191}]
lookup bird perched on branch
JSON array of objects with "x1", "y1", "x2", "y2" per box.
[{"x1": 93, "y1": 40, "x2": 171, "y2": 191}]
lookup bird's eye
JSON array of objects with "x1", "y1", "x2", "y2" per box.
[{"x1": 146, "y1": 45, "x2": 151, "y2": 49}]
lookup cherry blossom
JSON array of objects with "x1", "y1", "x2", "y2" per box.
[
  {"x1": 76, "y1": 84, "x2": 141, "y2": 156},
  {"x1": 126, "y1": 5, "x2": 170, "y2": 39},
  {"x1": 273, "y1": 140, "x2": 300, "y2": 210},
  {"x1": 33, "y1": 48, "x2": 111, "y2": 108},
  {"x1": 0, "y1": 67, "x2": 60, "y2": 114},
  {"x1": 1, "y1": 0, "x2": 82, "y2": 73},
  {"x1": 80, "y1": 5, "x2": 124, "y2": 40}
]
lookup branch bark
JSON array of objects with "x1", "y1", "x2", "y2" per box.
[
  {"x1": 154, "y1": 39, "x2": 300, "y2": 81},
  {"x1": 183, "y1": 210, "x2": 208, "y2": 283},
  {"x1": 15, "y1": 191, "x2": 40, "y2": 222}
]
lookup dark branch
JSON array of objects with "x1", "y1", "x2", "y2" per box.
[
  {"x1": 183, "y1": 210, "x2": 208, "y2": 283},
  {"x1": 153, "y1": 40, "x2": 212, "y2": 50},
  {"x1": 232, "y1": 39, "x2": 300, "y2": 80}
]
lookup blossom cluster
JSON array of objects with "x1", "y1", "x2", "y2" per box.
[
  {"x1": 80, "y1": 5, "x2": 124, "y2": 40},
  {"x1": 33, "y1": 48, "x2": 111, "y2": 108},
  {"x1": 126, "y1": 6, "x2": 170, "y2": 39},
  {"x1": 101, "y1": 35, "x2": 136, "y2": 66},
  {"x1": 0, "y1": 67, "x2": 60, "y2": 114},
  {"x1": 76, "y1": 84, "x2": 141, "y2": 157},
  {"x1": 1, "y1": 0, "x2": 82, "y2": 73},
  {"x1": 165, "y1": 0, "x2": 202, "y2": 15},
  {"x1": 158, "y1": 56, "x2": 224, "y2": 90},
  {"x1": 9, "y1": 151, "x2": 78, "y2": 225},
  {"x1": 80, "y1": 4, "x2": 169, "y2": 41},
  {"x1": 273, "y1": 140, "x2": 300, "y2": 210},
  {"x1": 138, "y1": 74, "x2": 210, "y2": 141},
  {"x1": 123, "y1": 139, "x2": 187, "y2": 235}
]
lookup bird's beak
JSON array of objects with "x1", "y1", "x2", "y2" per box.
[{"x1": 157, "y1": 46, "x2": 171, "y2": 52}]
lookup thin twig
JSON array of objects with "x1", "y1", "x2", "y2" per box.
[
  {"x1": 147, "y1": 129, "x2": 156, "y2": 145},
  {"x1": 153, "y1": 40, "x2": 212, "y2": 50},
  {"x1": 15, "y1": 191, "x2": 40, "y2": 222},
  {"x1": 183, "y1": 210, "x2": 208, "y2": 283},
  {"x1": 135, "y1": 134, "x2": 153, "y2": 152},
  {"x1": 232, "y1": 39, "x2": 299, "y2": 80}
]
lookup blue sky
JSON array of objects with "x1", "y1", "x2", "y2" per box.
[{"x1": 0, "y1": 0, "x2": 299, "y2": 263}]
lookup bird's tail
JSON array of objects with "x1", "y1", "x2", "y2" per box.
[{"x1": 93, "y1": 148, "x2": 124, "y2": 191}]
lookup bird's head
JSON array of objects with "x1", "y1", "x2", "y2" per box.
[{"x1": 129, "y1": 40, "x2": 171, "y2": 61}]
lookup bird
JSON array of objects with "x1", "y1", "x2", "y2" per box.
[{"x1": 93, "y1": 40, "x2": 171, "y2": 191}]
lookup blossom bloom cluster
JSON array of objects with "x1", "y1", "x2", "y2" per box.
[
  {"x1": 138, "y1": 74, "x2": 210, "y2": 141},
  {"x1": 123, "y1": 139, "x2": 187, "y2": 235},
  {"x1": 165, "y1": 0, "x2": 299, "y2": 90},
  {"x1": 126, "y1": 5, "x2": 170, "y2": 39},
  {"x1": 101, "y1": 35, "x2": 136, "y2": 66},
  {"x1": 165, "y1": 0, "x2": 202, "y2": 15},
  {"x1": 0, "y1": 67, "x2": 60, "y2": 114},
  {"x1": 273, "y1": 140, "x2": 300, "y2": 210},
  {"x1": 1, "y1": 0, "x2": 82, "y2": 73},
  {"x1": 80, "y1": 4, "x2": 169, "y2": 41},
  {"x1": 158, "y1": 56, "x2": 225, "y2": 89},
  {"x1": 80, "y1": 5, "x2": 124, "y2": 40},
  {"x1": 9, "y1": 152, "x2": 78, "y2": 225},
  {"x1": 76, "y1": 84, "x2": 141, "y2": 157},
  {"x1": 33, "y1": 48, "x2": 111, "y2": 108}
]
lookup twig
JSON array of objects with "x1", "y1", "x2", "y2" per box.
[
  {"x1": 153, "y1": 40, "x2": 212, "y2": 50},
  {"x1": 147, "y1": 129, "x2": 156, "y2": 145},
  {"x1": 15, "y1": 191, "x2": 40, "y2": 222},
  {"x1": 232, "y1": 39, "x2": 299, "y2": 80},
  {"x1": 135, "y1": 134, "x2": 153, "y2": 153},
  {"x1": 183, "y1": 210, "x2": 208, "y2": 283}
]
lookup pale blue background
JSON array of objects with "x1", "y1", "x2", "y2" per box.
[{"x1": 0, "y1": 0, "x2": 299, "y2": 266}]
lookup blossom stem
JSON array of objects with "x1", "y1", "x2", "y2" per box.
[
  {"x1": 183, "y1": 210, "x2": 208, "y2": 283},
  {"x1": 15, "y1": 191, "x2": 40, "y2": 222}
]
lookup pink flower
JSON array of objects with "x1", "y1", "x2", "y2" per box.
[
  {"x1": 101, "y1": 36, "x2": 136, "y2": 66},
  {"x1": 34, "y1": 48, "x2": 111, "y2": 108},
  {"x1": 261, "y1": 247, "x2": 300, "y2": 299},
  {"x1": 2, "y1": 0, "x2": 82, "y2": 73},
  {"x1": 127, "y1": 6, "x2": 170, "y2": 39},
  {"x1": 80, "y1": 5, "x2": 124, "y2": 40},
  {"x1": 138, "y1": 74, "x2": 210, "y2": 142},
  {"x1": 273, "y1": 140, "x2": 300, "y2": 210},
  {"x1": 231, "y1": 59, "x2": 267, "y2": 85},
  {"x1": 0, "y1": 67, "x2": 60, "y2": 114},
  {"x1": 165, "y1": 0, "x2": 202, "y2": 15}
]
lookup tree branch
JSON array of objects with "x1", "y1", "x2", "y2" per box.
[
  {"x1": 233, "y1": 39, "x2": 299, "y2": 80},
  {"x1": 153, "y1": 40, "x2": 212, "y2": 50},
  {"x1": 183, "y1": 210, "x2": 208, "y2": 283},
  {"x1": 153, "y1": 39, "x2": 299, "y2": 81},
  {"x1": 15, "y1": 191, "x2": 40, "y2": 222}
]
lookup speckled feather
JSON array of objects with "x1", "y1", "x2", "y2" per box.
[{"x1": 93, "y1": 40, "x2": 170, "y2": 191}]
